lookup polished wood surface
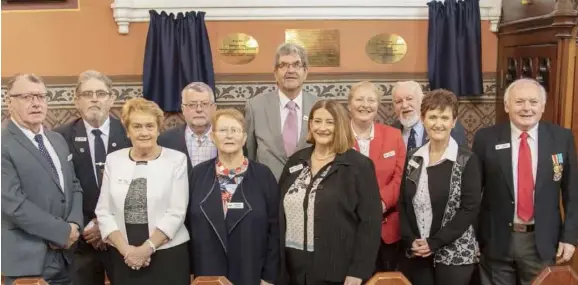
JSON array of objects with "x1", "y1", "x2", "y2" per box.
[
  {"x1": 501, "y1": 0, "x2": 555, "y2": 23},
  {"x1": 532, "y1": 265, "x2": 578, "y2": 285},
  {"x1": 366, "y1": 272, "x2": 411, "y2": 285},
  {"x1": 191, "y1": 276, "x2": 233, "y2": 285}
]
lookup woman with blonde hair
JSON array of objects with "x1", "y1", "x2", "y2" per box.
[
  {"x1": 278, "y1": 99, "x2": 382, "y2": 285},
  {"x1": 95, "y1": 98, "x2": 190, "y2": 285},
  {"x1": 187, "y1": 108, "x2": 280, "y2": 285}
]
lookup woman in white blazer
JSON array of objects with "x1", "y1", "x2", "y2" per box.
[{"x1": 95, "y1": 98, "x2": 190, "y2": 285}]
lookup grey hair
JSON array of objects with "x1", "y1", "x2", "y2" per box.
[
  {"x1": 181, "y1": 81, "x2": 215, "y2": 103},
  {"x1": 75, "y1": 70, "x2": 113, "y2": 93},
  {"x1": 503, "y1": 78, "x2": 547, "y2": 103},
  {"x1": 392, "y1": 81, "x2": 424, "y2": 99},
  {"x1": 274, "y1": 43, "x2": 309, "y2": 69},
  {"x1": 5, "y1": 73, "x2": 45, "y2": 94}
]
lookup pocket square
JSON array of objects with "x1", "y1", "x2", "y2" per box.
[{"x1": 67, "y1": 154, "x2": 73, "y2": 161}]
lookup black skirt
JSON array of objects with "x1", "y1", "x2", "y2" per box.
[
  {"x1": 286, "y1": 248, "x2": 342, "y2": 285},
  {"x1": 110, "y1": 224, "x2": 189, "y2": 285}
]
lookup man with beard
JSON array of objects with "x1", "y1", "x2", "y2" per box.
[
  {"x1": 2, "y1": 73, "x2": 83, "y2": 285},
  {"x1": 55, "y1": 70, "x2": 131, "y2": 285},
  {"x1": 472, "y1": 78, "x2": 578, "y2": 285},
  {"x1": 158, "y1": 81, "x2": 217, "y2": 170},
  {"x1": 244, "y1": 42, "x2": 320, "y2": 180},
  {"x1": 391, "y1": 81, "x2": 467, "y2": 151}
]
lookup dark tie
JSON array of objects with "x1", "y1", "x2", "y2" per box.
[
  {"x1": 34, "y1": 134, "x2": 60, "y2": 184},
  {"x1": 407, "y1": 128, "x2": 417, "y2": 152},
  {"x1": 517, "y1": 132, "x2": 534, "y2": 221},
  {"x1": 92, "y1": 129, "x2": 106, "y2": 186}
]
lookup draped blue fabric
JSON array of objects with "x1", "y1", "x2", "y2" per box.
[
  {"x1": 143, "y1": 11, "x2": 215, "y2": 112},
  {"x1": 428, "y1": 0, "x2": 483, "y2": 96}
]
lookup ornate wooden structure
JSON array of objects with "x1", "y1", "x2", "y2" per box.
[
  {"x1": 496, "y1": 0, "x2": 578, "y2": 273},
  {"x1": 532, "y1": 265, "x2": 578, "y2": 285},
  {"x1": 366, "y1": 272, "x2": 412, "y2": 285}
]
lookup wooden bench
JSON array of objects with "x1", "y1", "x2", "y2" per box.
[{"x1": 532, "y1": 265, "x2": 578, "y2": 285}]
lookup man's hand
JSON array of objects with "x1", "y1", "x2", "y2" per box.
[
  {"x1": 92, "y1": 240, "x2": 108, "y2": 251},
  {"x1": 556, "y1": 242, "x2": 575, "y2": 264},
  {"x1": 66, "y1": 223, "x2": 80, "y2": 249},
  {"x1": 344, "y1": 276, "x2": 362, "y2": 285},
  {"x1": 83, "y1": 219, "x2": 102, "y2": 244},
  {"x1": 260, "y1": 280, "x2": 273, "y2": 285}
]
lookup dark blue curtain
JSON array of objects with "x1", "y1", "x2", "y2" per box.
[
  {"x1": 143, "y1": 11, "x2": 215, "y2": 112},
  {"x1": 427, "y1": 0, "x2": 482, "y2": 96}
]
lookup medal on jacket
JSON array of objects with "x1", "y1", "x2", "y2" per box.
[{"x1": 552, "y1": 153, "x2": 563, "y2": 182}]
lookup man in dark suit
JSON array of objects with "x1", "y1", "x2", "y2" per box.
[
  {"x1": 158, "y1": 81, "x2": 217, "y2": 170},
  {"x1": 55, "y1": 70, "x2": 131, "y2": 285},
  {"x1": 472, "y1": 78, "x2": 578, "y2": 285},
  {"x1": 2, "y1": 73, "x2": 83, "y2": 285},
  {"x1": 390, "y1": 80, "x2": 467, "y2": 150}
]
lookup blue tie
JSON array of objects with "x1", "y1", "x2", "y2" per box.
[
  {"x1": 407, "y1": 128, "x2": 417, "y2": 152},
  {"x1": 34, "y1": 134, "x2": 60, "y2": 184}
]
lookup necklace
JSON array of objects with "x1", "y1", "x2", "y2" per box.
[{"x1": 313, "y1": 151, "x2": 336, "y2": 161}]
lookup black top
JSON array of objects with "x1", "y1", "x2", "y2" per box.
[{"x1": 278, "y1": 147, "x2": 382, "y2": 283}]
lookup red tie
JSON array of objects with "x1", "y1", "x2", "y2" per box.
[{"x1": 517, "y1": 132, "x2": 534, "y2": 221}]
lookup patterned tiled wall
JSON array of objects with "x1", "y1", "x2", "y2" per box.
[{"x1": 1, "y1": 77, "x2": 497, "y2": 145}]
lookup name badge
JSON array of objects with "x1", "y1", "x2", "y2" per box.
[
  {"x1": 67, "y1": 154, "x2": 73, "y2": 161},
  {"x1": 227, "y1": 202, "x2": 244, "y2": 209},
  {"x1": 408, "y1": 159, "x2": 420, "y2": 168},
  {"x1": 495, "y1": 143, "x2": 511, "y2": 150},
  {"x1": 383, "y1": 150, "x2": 395, "y2": 159},
  {"x1": 303, "y1": 115, "x2": 309, "y2": 121},
  {"x1": 74, "y1": 137, "x2": 87, "y2": 142},
  {"x1": 289, "y1": 164, "x2": 304, "y2": 173}
]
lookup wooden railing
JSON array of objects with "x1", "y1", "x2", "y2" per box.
[{"x1": 3, "y1": 266, "x2": 576, "y2": 285}]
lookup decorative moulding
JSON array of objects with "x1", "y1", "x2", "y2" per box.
[{"x1": 111, "y1": 0, "x2": 503, "y2": 34}]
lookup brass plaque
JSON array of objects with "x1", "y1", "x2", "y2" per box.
[
  {"x1": 218, "y1": 33, "x2": 259, "y2": 65},
  {"x1": 285, "y1": 29, "x2": 340, "y2": 67},
  {"x1": 365, "y1": 33, "x2": 408, "y2": 64}
]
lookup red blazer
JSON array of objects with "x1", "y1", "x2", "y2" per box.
[{"x1": 353, "y1": 123, "x2": 406, "y2": 244}]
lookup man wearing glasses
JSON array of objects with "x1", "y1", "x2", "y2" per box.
[
  {"x1": 2, "y1": 73, "x2": 83, "y2": 285},
  {"x1": 244, "y1": 42, "x2": 319, "y2": 180},
  {"x1": 55, "y1": 70, "x2": 131, "y2": 285},
  {"x1": 158, "y1": 81, "x2": 218, "y2": 170}
]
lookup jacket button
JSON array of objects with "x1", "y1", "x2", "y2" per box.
[
  {"x1": 508, "y1": 223, "x2": 512, "y2": 226},
  {"x1": 61, "y1": 199, "x2": 65, "y2": 203},
  {"x1": 511, "y1": 201, "x2": 514, "y2": 205}
]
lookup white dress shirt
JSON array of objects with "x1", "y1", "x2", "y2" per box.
[
  {"x1": 84, "y1": 118, "x2": 110, "y2": 184},
  {"x1": 279, "y1": 91, "x2": 303, "y2": 141},
  {"x1": 511, "y1": 122, "x2": 538, "y2": 225},
  {"x1": 352, "y1": 122, "x2": 375, "y2": 157},
  {"x1": 185, "y1": 125, "x2": 217, "y2": 167},
  {"x1": 13, "y1": 119, "x2": 64, "y2": 190},
  {"x1": 402, "y1": 120, "x2": 425, "y2": 148}
]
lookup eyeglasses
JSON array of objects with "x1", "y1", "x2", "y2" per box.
[
  {"x1": 276, "y1": 61, "x2": 305, "y2": 70},
  {"x1": 182, "y1": 102, "x2": 213, "y2": 110},
  {"x1": 77, "y1": 90, "x2": 111, "y2": 100},
  {"x1": 215, "y1": 127, "x2": 243, "y2": 136},
  {"x1": 9, "y1": 93, "x2": 48, "y2": 102}
]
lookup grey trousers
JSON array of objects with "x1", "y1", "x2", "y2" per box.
[
  {"x1": 4, "y1": 251, "x2": 73, "y2": 285},
  {"x1": 480, "y1": 232, "x2": 553, "y2": 285}
]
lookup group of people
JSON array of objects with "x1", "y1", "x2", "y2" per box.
[{"x1": 2, "y1": 42, "x2": 577, "y2": 285}]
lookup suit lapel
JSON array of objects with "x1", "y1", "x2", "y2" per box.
[
  {"x1": 8, "y1": 122, "x2": 63, "y2": 194},
  {"x1": 225, "y1": 181, "x2": 252, "y2": 234},
  {"x1": 298, "y1": 92, "x2": 315, "y2": 148},
  {"x1": 421, "y1": 128, "x2": 429, "y2": 145},
  {"x1": 45, "y1": 131, "x2": 68, "y2": 196},
  {"x1": 198, "y1": 167, "x2": 229, "y2": 252},
  {"x1": 107, "y1": 117, "x2": 127, "y2": 154},
  {"x1": 535, "y1": 123, "x2": 552, "y2": 195},
  {"x1": 72, "y1": 119, "x2": 97, "y2": 185},
  {"x1": 265, "y1": 91, "x2": 286, "y2": 159},
  {"x1": 497, "y1": 123, "x2": 515, "y2": 199},
  {"x1": 369, "y1": 125, "x2": 382, "y2": 161}
]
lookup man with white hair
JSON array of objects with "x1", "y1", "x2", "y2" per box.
[
  {"x1": 390, "y1": 81, "x2": 467, "y2": 151},
  {"x1": 472, "y1": 78, "x2": 578, "y2": 285},
  {"x1": 158, "y1": 81, "x2": 218, "y2": 170}
]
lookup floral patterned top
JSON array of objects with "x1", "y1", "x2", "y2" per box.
[{"x1": 216, "y1": 157, "x2": 249, "y2": 216}]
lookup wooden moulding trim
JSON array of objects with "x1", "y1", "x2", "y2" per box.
[
  {"x1": 1, "y1": 0, "x2": 79, "y2": 11},
  {"x1": 0, "y1": 72, "x2": 497, "y2": 86}
]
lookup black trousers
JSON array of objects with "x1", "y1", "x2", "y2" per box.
[
  {"x1": 5, "y1": 251, "x2": 73, "y2": 285},
  {"x1": 73, "y1": 240, "x2": 114, "y2": 285},
  {"x1": 375, "y1": 241, "x2": 402, "y2": 272},
  {"x1": 480, "y1": 232, "x2": 553, "y2": 285},
  {"x1": 286, "y1": 248, "x2": 342, "y2": 285},
  {"x1": 399, "y1": 255, "x2": 475, "y2": 285}
]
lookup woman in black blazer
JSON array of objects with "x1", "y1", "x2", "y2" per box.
[
  {"x1": 187, "y1": 109, "x2": 279, "y2": 285},
  {"x1": 278, "y1": 100, "x2": 382, "y2": 285},
  {"x1": 398, "y1": 89, "x2": 482, "y2": 285}
]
